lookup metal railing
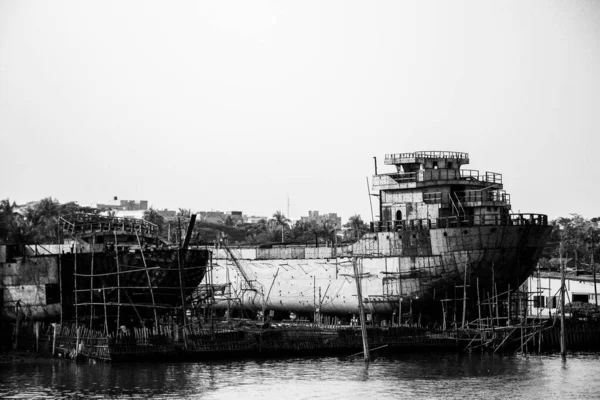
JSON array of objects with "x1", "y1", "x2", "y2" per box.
[
  {"x1": 385, "y1": 151, "x2": 469, "y2": 164},
  {"x1": 455, "y1": 190, "x2": 510, "y2": 205},
  {"x1": 370, "y1": 213, "x2": 548, "y2": 232},
  {"x1": 373, "y1": 169, "x2": 502, "y2": 189}
]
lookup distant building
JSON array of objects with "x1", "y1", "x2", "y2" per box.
[
  {"x1": 246, "y1": 215, "x2": 268, "y2": 224},
  {"x1": 522, "y1": 271, "x2": 600, "y2": 318},
  {"x1": 197, "y1": 211, "x2": 227, "y2": 224},
  {"x1": 95, "y1": 198, "x2": 148, "y2": 211},
  {"x1": 300, "y1": 211, "x2": 342, "y2": 230}
]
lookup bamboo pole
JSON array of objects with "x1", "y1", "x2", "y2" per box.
[
  {"x1": 101, "y1": 286, "x2": 109, "y2": 335},
  {"x1": 461, "y1": 262, "x2": 468, "y2": 328},
  {"x1": 90, "y1": 234, "x2": 95, "y2": 329},
  {"x1": 114, "y1": 231, "x2": 121, "y2": 330},
  {"x1": 135, "y1": 231, "x2": 159, "y2": 333},
  {"x1": 592, "y1": 230, "x2": 598, "y2": 307},
  {"x1": 58, "y1": 253, "x2": 63, "y2": 327},
  {"x1": 477, "y1": 278, "x2": 482, "y2": 330},
  {"x1": 353, "y1": 257, "x2": 370, "y2": 362},
  {"x1": 560, "y1": 243, "x2": 566, "y2": 358},
  {"x1": 74, "y1": 248, "x2": 78, "y2": 325},
  {"x1": 176, "y1": 247, "x2": 188, "y2": 350}
]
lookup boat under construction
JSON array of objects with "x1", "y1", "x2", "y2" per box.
[
  {"x1": 1, "y1": 214, "x2": 210, "y2": 330},
  {"x1": 207, "y1": 151, "x2": 553, "y2": 327}
]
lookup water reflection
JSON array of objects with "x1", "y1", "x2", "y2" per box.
[{"x1": 1, "y1": 352, "x2": 599, "y2": 399}]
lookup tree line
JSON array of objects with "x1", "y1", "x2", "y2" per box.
[
  {"x1": 3, "y1": 198, "x2": 597, "y2": 259},
  {"x1": 144, "y1": 208, "x2": 370, "y2": 246},
  {"x1": 0, "y1": 198, "x2": 370, "y2": 246}
]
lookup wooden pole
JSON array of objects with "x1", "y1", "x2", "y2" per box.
[
  {"x1": 176, "y1": 248, "x2": 188, "y2": 350},
  {"x1": 441, "y1": 300, "x2": 447, "y2": 330},
  {"x1": 398, "y1": 261, "x2": 402, "y2": 326},
  {"x1": 102, "y1": 286, "x2": 109, "y2": 336},
  {"x1": 52, "y1": 323, "x2": 57, "y2": 356},
  {"x1": 507, "y1": 284, "x2": 512, "y2": 325},
  {"x1": 560, "y1": 243, "x2": 566, "y2": 358},
  {"x1": 353, "y1": 257, "x2": 370, "y2": 361},
  {"x1": 136, "y1": 231, "x2": 159, "y2": 333},
  {"x1": 477, "y1": 278, "x2": 482, "y2": 330},
  {"x1": 114, "y1": 231, "x2": 121, "y2": 330},
  {"x1": 592, "y1": 230, "x2": 598, "y2": 307},
  {"x1": 461, "y1": 262, "x2": 468, "y2": 328},
  {"x1": 90, "y1": 234, "x2": 95, "y2": 329},
  {"x1": 74, "y1": 247, "x2": 78, "y2": 325},
  {"x1": 58, "y1": 253, "x2": 63, "y2": 327},
  {"x1": 399, "y1": 298, "x2": 402, "y2": 326}
]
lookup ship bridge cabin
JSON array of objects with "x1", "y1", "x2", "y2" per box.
[{"x1": 372, "y1": 151, "x2": 546, "y2": 231}]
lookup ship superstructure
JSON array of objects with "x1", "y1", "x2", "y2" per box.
[{"x1": 204, "y1": 151, "x2": 552, "y2": 325}]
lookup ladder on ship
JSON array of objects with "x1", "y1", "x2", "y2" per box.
[
  {"x1": 448, "y1": 192, "x2": 470, "y2": 224},
  {"x1": 222, "y1": 243, "x2": 264, "y2": 308}
]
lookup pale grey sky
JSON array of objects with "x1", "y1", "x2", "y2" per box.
[{"x1": 1, "y1": 0, "x2": 599, "y2": 222}]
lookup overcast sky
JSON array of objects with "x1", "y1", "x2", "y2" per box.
[{"x1": 1, "y1": 0, "x2": 599, "y2": 222}]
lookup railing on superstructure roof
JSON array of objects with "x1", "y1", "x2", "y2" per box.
[
  {"x1": 370, "y1": 213, "x2": 548, "y2": 232},
  {"x1": 385, "y1": 151, "x2": 469, "y2": 164},
  {"x1": 372, "y1": 169, "x2": 503, "y2": 190},
  {"x1": 454, "y1": 189, "x2": 510, "y2": 205},
  {"x1": 60, "y1": 215, "x2": 158, "y2": 237}
]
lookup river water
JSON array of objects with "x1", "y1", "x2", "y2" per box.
[{"x1": 1, "y1": 352, "x2": 599, "y2": 399}]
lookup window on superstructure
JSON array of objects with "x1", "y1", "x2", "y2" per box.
[
  {"x1": 533, "y1": 295, "x2": 545, "y2": 308},
  {"x1": 447, "y1": 162, "x2": 453, "y2": 169},
  {"x1": 433, "y1": 161, "x2": 438, "y2": 169},
  {"x1": 45, "y1": 284, "x2": 60, "y2": 304},
  {"x1": 572, "y1": 294, "x2": 589, "y2": 303}
]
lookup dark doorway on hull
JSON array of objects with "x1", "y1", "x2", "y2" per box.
[{"x1": 396, "y1": 210, "x2": 402, "y2": 221}]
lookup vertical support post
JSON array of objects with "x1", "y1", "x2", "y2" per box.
[
  {"x1": 399, "y1": 298, "x2": 402, "y2": 326},
  {"x1": 136, "y1": 231, "x2": 159, "y2": 333},
  {"x1": 560, "y1": 243, "x2": 566, "y2": 358},
  {"x1": 507, "y1": 284, "x2": 512, "y2": 325},
  {"x1": 492, "y1": 265, "x2": 497, "y2": 325},
  {"x1": 35, "y1": 321, "x2": 40, "y2": 352},
  {"x1": 102, "y1": 286, "x2": 109, "y2": 335},
  {"x1": 114, "y1": 231, "x2": 121, "y2": 330},
  {"x1": 592, "y1": 230, "x2": 598, "y2": 307},
  {"x1": 398, "y1": 260, "x2": 402, "y2": 326},
  {"x1": 74, "y1": 247, "x2": 78, "y2": 325},
  {"x1": 441, "y1": 301, "x2": 446, "y2": 331},
  {"x1": 353, "y1": 257, "x2": 370, "y2": 362},
  {"x1": 462, "y1": 262, "x2": 468, "y2": 328},
  {"x1": 76, "y1": 325, "x2": 80, "y2": 357},
  {"x1": 58, "y1": 253, "x2": 63, "y2": 327},
  {"x1": 477, "y1": 278, "x2": 482, "y2": 330},
  {"x1": 177, "y1": 248, "x2": 188, "y2": 350},
  {"x1": 52, "y1": 323, "x2": 57, "y2": 356},
  {"x1": 90, "y1": 234, "x2": 95, "y2": 330}
]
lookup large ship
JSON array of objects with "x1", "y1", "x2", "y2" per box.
[
  {"x1": 1, "y1": 214, "x2": 210, "y2": 332},
  {"x1": 207, "y1": 151, "x2": 552, "y2": 325}
]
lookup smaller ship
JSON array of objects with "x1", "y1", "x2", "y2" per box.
[{"x1": 1, "y1": 213, "x2": 210, "y2": 334}]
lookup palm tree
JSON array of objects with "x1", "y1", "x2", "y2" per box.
[
  {"x1": 271, "y1": 211, "x2": 290, "y2": 243},
  {"x1": 15, "y1": 197, "x2": 62, "y2": 244},
  {"x1": 143, "y1": 207, "x2": 165, "y2": 236},
  {"x1": 178, "y1": 208, "x2": 191, "y2": 218},
  {"x1": 0, "y1": 198, "x2": 24, "y2": 243},
  {"x1": 345, "y1": 214, "x2": 368, "y2": 241}
]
